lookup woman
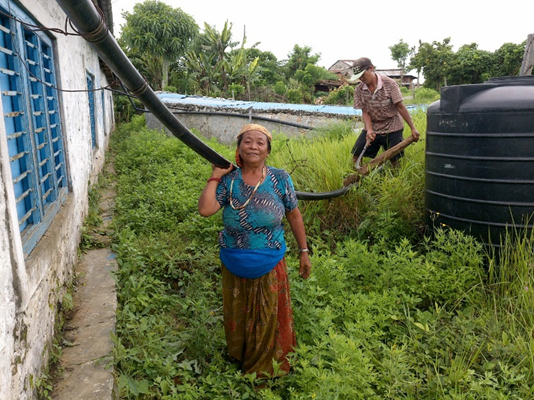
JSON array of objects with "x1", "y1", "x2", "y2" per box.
[{"x1": 198, "y1": 123, "x2": 311, "y2": 378}]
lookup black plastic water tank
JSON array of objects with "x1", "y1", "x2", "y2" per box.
[{"x1": 426, "y1": 76, "x2": 534, "y2": 245}]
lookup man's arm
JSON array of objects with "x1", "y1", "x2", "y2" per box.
[
  {"x1": 362, "y1": 110, "x2": 375, "y2": 143},
  {"x1": 397, "y1": 102, "x2": 420, "y2": 141}
]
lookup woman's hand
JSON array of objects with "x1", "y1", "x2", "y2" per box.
[
  {"x1": 210, "y1": 163, "x2": 234, "y2": 179},
  {"x1": 299, "y1": 252, "x2": 311, "y2": 279},
  {"x1": 198, "y1": 163, "x2": 234, "y2": 217}
]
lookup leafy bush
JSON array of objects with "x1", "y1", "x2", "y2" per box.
[
  {"x1": 286, "y1": 88, "x2": 303, "y2": 104},
  {"x1": 273, "y1": 81, "x2": 287, "y2": 96},
  {"x1": 322, "y1": 84, "x2": 355, "y2": 106},
  {"x1": 229, "y1": 83, "x2": 245, "y2": 97},
  {"x1": 113, "y1": 93, "x2": 144, "y2": 123}
]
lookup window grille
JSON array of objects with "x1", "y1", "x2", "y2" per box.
[
  {"x1": 1, "y1": 5, "x2": 67, "y2": 255},
  {"x1": 86, "y1": 72, "x2": 96, "y2": 148}
]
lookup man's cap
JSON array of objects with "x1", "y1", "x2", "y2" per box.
[{"x1": 349, "y1": 57, "x2": 373, "y2": 82}]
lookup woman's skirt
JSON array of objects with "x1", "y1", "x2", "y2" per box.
[{"x1": 221, "y1": 257, "x2": 296, "y2": 377}]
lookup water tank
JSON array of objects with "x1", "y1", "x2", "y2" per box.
[{"x1": 425, "y1": 76, "x2": 534, "y2": 245}]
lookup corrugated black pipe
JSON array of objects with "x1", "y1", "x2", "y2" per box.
[{"x1": 55, "y1": 0, "x2": 353, "y2": 200}]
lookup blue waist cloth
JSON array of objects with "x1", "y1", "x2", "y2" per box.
[{"x1": 220, "y1": 243, "x2": 286, "y2": 279}]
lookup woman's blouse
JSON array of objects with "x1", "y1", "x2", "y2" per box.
[{"x1": 216, "y1": 166, "x2": 298, "y2": 250}]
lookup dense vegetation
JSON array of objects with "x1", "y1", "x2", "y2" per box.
[
  {"x1": 117, "y1": 1, "x2": 528, "y2": 104},
  {"x1": 108, "y1": 113, "x2": 534, "y2": 399}
]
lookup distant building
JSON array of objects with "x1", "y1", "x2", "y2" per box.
[
  {"x1": 328, "y1": 60, "x2": 358, "y2": 79},
  {"x1": 328, "y1": 60, "x2": 417, "y2": 88}
]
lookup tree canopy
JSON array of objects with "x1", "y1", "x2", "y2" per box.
[
  {"x1": 120, "y1": 0, "x2": 199, "y2": 89},
  {"x1": 390, "y1": 39, "x2": 413, "y2": 73},
  {"x1": 406, "y1": 38, "x2": 527, "y2": 90},
  {"x1": 117, "y1": 0, "x2": 529, "y2": 104}
]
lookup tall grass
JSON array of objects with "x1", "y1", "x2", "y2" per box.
[
  {"x1": 487, "y1": 227, "x2": 534, "y2": 335},
  {"x1": 269, "y1": 110, "x2": 427, "y2": 247}
]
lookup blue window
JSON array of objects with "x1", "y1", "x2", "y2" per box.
[
  {"x1": 86, "y1": 72, "x2": 96, "y2": 148},
  {"x1": 1, "y1": 4, "x2": 67, "y2": 255}
]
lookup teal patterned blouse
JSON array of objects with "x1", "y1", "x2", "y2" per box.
[{"x1": 216, "y1": 166, "x2": 298, "y2": 250}]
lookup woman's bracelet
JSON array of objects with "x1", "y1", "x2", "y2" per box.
[
  {"x1": 207, "y1": 177, "x2": 221, "y2": 183},
  {"x1": 299, "y1": 248, "x2": 309, "y2": 253}
]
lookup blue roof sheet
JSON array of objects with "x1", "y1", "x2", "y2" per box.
[
  {"x1": 157, "y1": 93, "x2": 426, "y2": 116},
  {"x1": 158, "y1": 93, "x2": 361, "y2": 116}
]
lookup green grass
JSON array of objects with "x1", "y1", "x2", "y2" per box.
[{"x1": 108, "y1": 114, "x2": 534, "y2": 399}]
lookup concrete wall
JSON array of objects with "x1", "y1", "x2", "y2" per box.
[
  {"x1": 0, "y1": 1, "x2": 114, "y2": 398},
  {"x1": 146, "y1": 105, "x2": 360, "y2": 145}
]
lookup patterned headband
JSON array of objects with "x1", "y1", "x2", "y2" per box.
[{"x1": 236, "y1": 124, "x2": 272, "y2": 141}]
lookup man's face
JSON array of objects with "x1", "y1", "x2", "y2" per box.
[{"x1": 359, "y1": 67, "x2": 373, "y2": 84}]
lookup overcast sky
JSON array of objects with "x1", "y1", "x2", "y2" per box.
[{"x1": 110, "y1": 0, "x2": 532, "y2": 72}]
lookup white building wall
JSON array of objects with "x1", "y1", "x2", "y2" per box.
[
  {"x1": 0, "y1": 139, "x2": 19, "y2": 400},
  {"x1": 0, "y1": 0, "x2": 115, "y2": 398}
]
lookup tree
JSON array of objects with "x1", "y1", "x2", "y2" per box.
[
  {"x1": 449, "y1": 43, "x2": 492, "y2": 85},
  {"x1": 410, "y1": 38, "x2": 526, "y2": 90},
  {"x1": 492, "y1": 41, "x2": 526, "y2": 77},
  {"x1": 283, "y1": 45, "x2": 321, "y2": 80},
  {"x1": 184, "y1": 49, "x2": 220, "y2": 96},
  {"x1": 116, "y1": 35, "x2": 162, "y2": 89},
  {"x1": 120, "y1": 0, "x2": 199, "y2": 90},
  {"x1": 389, "y1": 39, "x2": 413, "y2": 86},
  {"x1": 244, "y1": 57, "x2": 260, "y2": 100},
  {"x1": 244, "y1": 48, "x2": 282, "y2": 85},
  {"x1": 202, "y1": 21, "x2": 239, "y2": 93},
  {"x1": 410, "y1": 38, "x2": 455, "y2": 91}
]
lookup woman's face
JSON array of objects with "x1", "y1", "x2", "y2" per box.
[{"x1": 238, "y1": 130, "x2": 270, "y2": 165}]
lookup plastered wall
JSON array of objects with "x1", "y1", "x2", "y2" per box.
[{"x1": 0, "y1": 1, "x2": 114, "y2": 398}]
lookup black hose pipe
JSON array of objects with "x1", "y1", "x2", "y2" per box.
[
  {"x1": 56, "y1": 0, "x2": 230, "y2": 167},
  {"x1": 55, "y1": 0, "x2": 353, "y2": 200},
  {"x1": 295, "y1": 185, "x2": 351, "y2": 200}
]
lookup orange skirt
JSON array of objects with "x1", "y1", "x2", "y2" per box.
[{"x1": 221, "y1": 257, "x2": 296, "y2": 377}]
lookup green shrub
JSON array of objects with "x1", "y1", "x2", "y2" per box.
[
  {"x1": 229, "y1": 83, "x2": 245, "y2": 97},
  {"x1": 286, "y1": 88, "x2": 303, "y2": 104},
  {"x1": 323, "y1": 84, "x2": 355, "y2": 106},
  {"x1": 273, "y1": 81, "x2": 287, "y2": 96},
  {"x1": 113, "y1": 94, "x2": 144, "y2": 123}
]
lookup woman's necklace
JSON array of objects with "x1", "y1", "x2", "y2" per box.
[{"x1": 229, "y1": 166, "x2": 265, "y2": 210}]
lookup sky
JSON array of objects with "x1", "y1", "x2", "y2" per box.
[{"x1": 110, "y1": 0, "x2": 533, "y2": 72}]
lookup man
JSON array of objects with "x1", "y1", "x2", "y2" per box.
[{"x1": 350, "y1": 57, "x2": 420, "y2": 167}]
